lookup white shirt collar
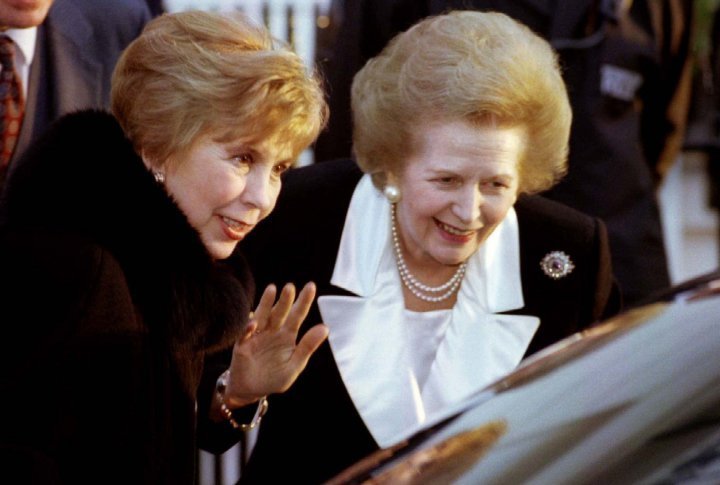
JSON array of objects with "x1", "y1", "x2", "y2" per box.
[
  {"x1": 320, "y1": 175, "x2": 539, "y2": 446},
  {"x1": 4, "y1": 27, "x2": 38, "y2": 99},
  {"x1": 330, "y1": 174, "x2": 525, "y2": 312}
]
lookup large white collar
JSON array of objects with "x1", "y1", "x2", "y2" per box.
[
  {"x1": 319, "y1": 176, "x2": 539, "y2": 446},
  {"x1": 330, "y1": 174, "x2": 525, "y2": 311}
]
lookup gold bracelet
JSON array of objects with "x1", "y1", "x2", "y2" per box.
[{"x1": 216, "y1": 370, "x2": 268, "y2": 431}]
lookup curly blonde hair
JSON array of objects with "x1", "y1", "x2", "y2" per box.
[
  {"x1": 351, "y1": 10, "x2": 571, "y2": 194},
  {"x1": 111, "y1": 10, "x2": 327, "y2": 167}
]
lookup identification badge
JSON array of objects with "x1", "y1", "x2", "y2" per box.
[{"x1": 600, "y1": 64, "x2": 642, "y2": 101}]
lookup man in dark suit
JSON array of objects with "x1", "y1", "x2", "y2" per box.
[{"x1": 0, "y1": 0, "x2": 151, "y2": 190}]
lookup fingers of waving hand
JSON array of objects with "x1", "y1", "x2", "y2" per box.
[
  {"x1": 285, "y1": 282, "x2": 317, "y2": 333},
  {"x1": 252, "y1": 282, "x2": 316, "y2": 333},
  {"x1": 227, "y1": 282, "x2": 326, "y2": 399},
  {"x1": 251, "y1": 284, "x2": 278, "y2": 334},
  {"x1": 290, "y1": 323, "x2": 329, "y2": 372},
  {"x1": 267, "y1": 283, "x2": 296, "y2": 331}
]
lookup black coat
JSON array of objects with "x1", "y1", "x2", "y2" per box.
[
  {"x1": 0, "y1": 111, "x2": 252, "y2": 484},
  {"x1": 237, "y1": 159, "x2": 620, "y2": 484}
]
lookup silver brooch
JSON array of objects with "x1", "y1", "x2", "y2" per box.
[{"x1": 540, "y1": 251, "x2": 575, "y2": 279}]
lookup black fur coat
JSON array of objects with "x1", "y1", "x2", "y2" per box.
[{"x1": 0, "y1": 110, "x2": 253, "y2": 484}]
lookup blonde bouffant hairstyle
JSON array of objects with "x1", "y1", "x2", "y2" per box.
[
  {"x1": 111, "y1": 10, "x2": 327, "y2": 168},
  {"x1": 351, "y1": 10, "x2": 571, "y2": 194}
]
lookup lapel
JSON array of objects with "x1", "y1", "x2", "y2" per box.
[
  {"x1": 44, "y1": 1, "x2": 103, "y2": 115},
  {"x1": 11, "y1": 27, "x2": 46, "y2": 170},
  {"x1": 10, "y1": 1, "x2": 102, "y2": 171}
]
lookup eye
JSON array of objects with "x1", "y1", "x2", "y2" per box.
[
  {"x1": 273, "y1": 162, "x2": 292, "y2": 177},
  {"x1": 433, "y1": 175, "x2": 460, "y2": 187},
  {"x1": 229, "y1": 153, "x2": 253, "y2": 172},
  {"x1": 481, "y1": 179, "x2": 511, "y2": 192}
]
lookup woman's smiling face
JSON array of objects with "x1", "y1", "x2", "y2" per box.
[
  {"x1": 393, "y1": 119, "x2": 523, "y2": 270},
  {"x1": 160, "y1": 132, "x2": 294, "y2": 260}
]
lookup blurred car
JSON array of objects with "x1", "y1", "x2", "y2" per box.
[{"x1": 329, "y1": 271, "x2": 720, "y2": 485}]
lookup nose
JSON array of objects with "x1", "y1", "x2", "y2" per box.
[
  {"x1": 453, "y1": 185, "x2": 483, "y2": 224},
  {"x1": 242, "y1": 168, "x2": 274, "y2": 213}
]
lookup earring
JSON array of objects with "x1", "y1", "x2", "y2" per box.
[
  {"x1": 383, "y1": 184, "x2": 401, "y2": 203},
  {"x1": 153, "y1": 171, "x2": 165, "y2": 184}
]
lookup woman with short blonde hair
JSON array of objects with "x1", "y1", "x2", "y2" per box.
[
  {"x1": 0, "y1": 10, "x2": 327, "y2": 483},
  {"x1": 112, "y1": 10, "x2": 326, "y2": 171}
]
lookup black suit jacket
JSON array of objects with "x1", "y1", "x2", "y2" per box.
[
  {"x1": 236, "y1": 159, "x2": 620, "y2": 484},
  {"x1": 3, "y1": 0, "x2": 150, "y2": 188}
]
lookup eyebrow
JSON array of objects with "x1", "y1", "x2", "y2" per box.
[{"x1": 428, "y1": 168, "x2": 517, "y2": 178}]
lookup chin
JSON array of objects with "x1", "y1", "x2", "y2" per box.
[
  {"x1": 206, "y1": 242, "x2": 237, "y2": 260},
  {"x1": 448, "y1": 249, "x2": 478, "y2": 265},
  {"x1": 432, "y1": 254, "x2": 469, "y2": 267}
]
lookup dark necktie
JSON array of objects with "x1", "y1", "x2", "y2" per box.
[{"x1": 0, "y1": 35, "x2": 24, "y2": 168}]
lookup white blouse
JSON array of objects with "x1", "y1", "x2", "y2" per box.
[{"x1": 318, "y1": 175, "x2": 540, "y2": 447}]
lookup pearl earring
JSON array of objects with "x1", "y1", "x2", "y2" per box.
[
  {"x1": 383, "y1": 184, "x2": 401, "y2": 203},
  {"x1": 153, "y1": 171, "x2": 165, "y2": 183}
]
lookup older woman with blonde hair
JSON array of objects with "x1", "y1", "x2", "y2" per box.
[
  {"x1": 352, "y1": 11, "x2": 571, "y2": 197},
  {"x1": 0, "y1": 10, "x2": 327, "y2": 484},
  {"x1": 237, "y1": 10, "x2": 620, "y2": 484}
]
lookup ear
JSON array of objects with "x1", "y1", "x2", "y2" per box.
[
  {"x1": 382, "y1": 171, "x2": 402, "y2": 203},
  {"x1": 385, "y1": 171, "x2": 399, "y2": 187},
  {"x1": 140, "y1": 149, "x2": 155, "y2": 171},
  {"x1": 141, "y1": 149, "x2": 168, "y2": 185},
  {"x1": 142, "y1": 149, "x2": 169, "y2": 176}
]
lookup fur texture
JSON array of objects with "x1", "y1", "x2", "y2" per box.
[{"x1": 0, "y1": 110, "x2": 254, "y2": 358}]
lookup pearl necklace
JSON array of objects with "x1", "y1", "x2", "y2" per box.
[{"x1": 391, "y1": 204, "x2": 467, "y2": 302}]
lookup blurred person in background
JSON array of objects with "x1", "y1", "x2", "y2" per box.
[
  {"x1": 0, "y1": 0, "x2": 151, "y2": 189},
  {"x1": 679, "y1": 0, "x2": 720, "y2": 265}
]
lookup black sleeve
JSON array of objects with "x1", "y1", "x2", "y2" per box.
[
  {"x1": 0, "y1": 232, "x2": 156, "y2": 484},
  {"x1": 196, "y1": 349, "x2": 248, "y2": 455}
]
